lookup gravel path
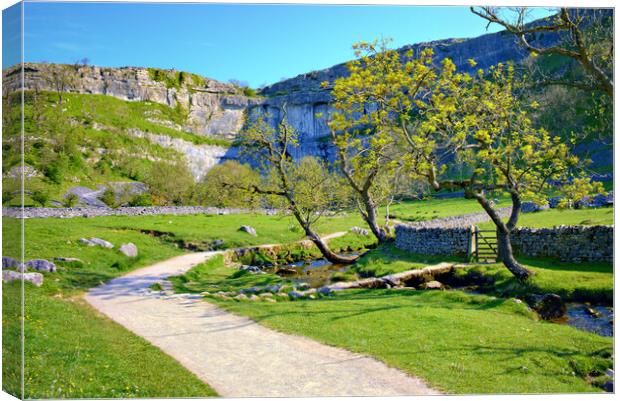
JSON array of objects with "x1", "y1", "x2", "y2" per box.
[{"x1": 84, "y1": 251, "x2": 439, "y2": 397}]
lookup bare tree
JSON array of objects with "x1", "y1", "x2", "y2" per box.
[
  {"x1": 471, "y1": 7, "x2": 613, "y2": 97},
  {"x1": 42, "y1": 63, "x2": 77, "y2": 106}
]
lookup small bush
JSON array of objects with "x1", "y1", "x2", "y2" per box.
[
  {"x1": 101, "y1": 187, "x2": 119, "y2": 208},
  {"x1": 63, "y1": 193, "x2": 79, "y2": 207},
  {"x1": 31, "y1": 190, "x2": 49, "y2": 207},
  {"x1": 127, "y1": 193, "x2": 153, "y2": 207}
]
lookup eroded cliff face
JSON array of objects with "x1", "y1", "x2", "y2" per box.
[
  {"x1": 4, "y1": 24, "x2": 559, "y2": 165},
  {"x1": 2, "y1": 63, "x2": 261, "y2": 140}
]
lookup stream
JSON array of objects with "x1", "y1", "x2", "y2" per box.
[
  {"x1": 268, "y1": 257, "x2": 613, "y2": 337},
  {"x1": 268, "y1": 255, "x2": 359, "y2": 288}
]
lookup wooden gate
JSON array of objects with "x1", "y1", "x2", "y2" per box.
[{"x1": 473, "y1": 228, "x2": 498, "y2": 263}]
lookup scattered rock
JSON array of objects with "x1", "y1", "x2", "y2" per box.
[
  {"x1": 2, "y1": 256, "x2": 20, "y2": 270},
  {"x1": 350, "y1": 226, "x2": 369, "y2": 236},
  {"x1": 296, "y1": 283, "x2": 310, "y2": 291},
  {"x1": 80, "y1": 237, "x2": 114, "y2": 248},
  {"x1": 119, "y1": 243, "x2": 138, "y2": 257},
  {"x1": 239, "y1": 265, "x2": 263, "y2": 274},
  {"x1": 526, "y1": 293, "x2": 566, "y2": 320},
  {"x1": 25, "y1": 259, "x2": 56, "y2": 273},
  {"x1": 605, "y1": 369, "x2": 614, "y2": 378},
  {"x1": 249, "y1": 294, "x2": 260, "y2": 301},
  {"x1": 584, "y1": 307, "x2": 602, "y2": 318},
  {"x1": 422, "y1": 280, "x2": 444, "y2": 290},
  {"x1": 521, "y1": 201, "x2": 550, "y2": 213},
  {"x1": 259, "y1": 292, "x2": 273, "y2": 298},
  {"x1": 264, "y1": 298, "x2": 277, "y2": 303},
  {"x1": 288, "y1": 290, "x2": 305, "y2": 299},
  {"x1": 211, "y1": 239, "x2": 225, "y2": 249},
  {"x1": 602, "y1": 381, "x2": 613, "y2": 392},
  {"x1": 241, "y1": 286, "x2": 261, "y2": 294},
  {"x1": 317, "y1": 286, "x2": 333, "y2": 296},
  {"x1": 234, "y1": 293, "x2": 248, "y2": 301},
  {"x1": 264, "y1": 284, "x2": 282, "y2": 293},
  {"x1": 53, "y1": 257, "x2": 84, "y2": 264},
  {"x1": 238, "y1": 225, "x2": 257, "y2": 236},
  {"x1": 2, "y1": 270, "x2": 44, "y2": 286},
  {"x1": 275, "y1": 267, "x2": 297, "y2": 276}
]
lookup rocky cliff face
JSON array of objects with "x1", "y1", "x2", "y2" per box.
[
  {"x1": 4, "y1": 21, "x2": 562, "y2": 164},
  {"x1": 3, "y1": 63, "x2": 261, "y2": 140},
  {"x1": 253, "y1": 30, "x2": 562, "y2": 161}
]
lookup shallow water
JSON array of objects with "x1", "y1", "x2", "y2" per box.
[
  {"x1": 268, "y1": 255, "x2": 359, "y2": 288},
  {"x1": 563, "y1": 303, "x2": 613, "y2": 337}
]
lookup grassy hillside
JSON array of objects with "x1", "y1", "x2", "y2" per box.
[{"x1": 2, "y1": 90, "x2": 228, "y2": 206}]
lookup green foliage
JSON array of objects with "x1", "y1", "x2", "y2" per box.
[
  {"x1": 144, "y1": 161, "x2": 195, "y2": 205},
  {"x1": 215, "y1": 289, "x2": 610, "y2": 394},
  {"x1": 243, "y1": 87, "x2": 257, "y2": 97},
  {"x1": 240, "y1": 114, "x2": 350, "y2": 234},
  {"x1": 127, "y1": 193, "x2": 153, "y2": 207},
  {"x1": 195, "y1": 160, "x2": 261, "y2": 208},
  {"x1": 31, "y1": 190, "x2": 49, "y2": 207},
  {"x1": 2, "y1": 89, "x2": 233, "y2": 205},
  {"x1": 101, "y1": 187, "x2": 119, "y2": 208},
  {"x1": 63, "y1": 192, "x2": 79, "y2": 208}
]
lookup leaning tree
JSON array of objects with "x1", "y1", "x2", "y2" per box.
[
  {"x1": 235, "y1": 107, "x2": 358, "y2": 264},
  {"x1": 326, "y1": 39, "x2": 426, "y2": 243},
  {"x1": 400, "y1": 60, "x2": 602, "y2": 280},
  {"x1": 342, "y1": 41, "x2": 601, "y2": 280}
]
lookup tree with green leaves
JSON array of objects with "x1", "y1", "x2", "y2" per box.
[
  {"x1": 144, "y1": 160, "x2": 195, "y2": 206},
  {"x1": 344, "y1": 40, "x2": 601, "y2": 280},
  {"x1": 471, "y1": 7, "x2": 613, "y2": 147},
  {"x1": 237, "y1": 107, "x2": 357, "y2": 264},
  {"x1": 326, "y1": 39, "x2": 405, "y2": 243},
  {"x1": 196, "y1": 160, "x2": 261, "y2": 208}
]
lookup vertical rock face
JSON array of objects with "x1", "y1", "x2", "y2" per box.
[
  {"x1": 3, "y1": 16, "x2": 565, "y2": 165},
  {"x1": 3, "y1": 63, "x2": 261, "y2": 141}
]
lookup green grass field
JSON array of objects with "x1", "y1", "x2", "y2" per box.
[
  {"x1": 2, "y1": 284, "x2": 217, "y2": 399},
  {"x1": 2, "y1": 201, "x2": 614, "y2": 397},
  {"x1": 212, "y1": 289, "x2": 612, "y2": 394}
]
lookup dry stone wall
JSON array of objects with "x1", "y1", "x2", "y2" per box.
[
  {"x1": 395, "y1": 226, "x2": 473, "y2": 257},
  {"x1": 511, "y1": 226, "x2": 613, "y2": 262},
  {"x1": 2, "y1": 206, "x2": 278, "y2": 219},
  {"x1": 395, "y1": 223, "x2": 612, "y2": 263}
]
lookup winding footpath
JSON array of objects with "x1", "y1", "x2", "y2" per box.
[{"x1": 84, "y1": 251, "x2": 439, "y2": 397}]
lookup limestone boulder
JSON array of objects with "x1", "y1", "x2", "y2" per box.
[
  {"x1": 238, "y1": 225, "x2": 257, "y2": 236},
  {"x1": 119, "y1": 243, "x2": 138, "y2": 257},
  {"x1": 25, "y1": 259, "x2": 56, "y2": 273}
]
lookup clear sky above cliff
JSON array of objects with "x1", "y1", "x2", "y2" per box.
[{"x1": 6, "y1": 2, "x2": 553, "y2": 87}]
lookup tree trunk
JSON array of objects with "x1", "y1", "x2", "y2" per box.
[
  {"x1": 306, "y1": 231, "x2": 359, "y2": 265},
  {"x1": 361, "y1": 194, "x2": 390, "y2": 243},
  {"x1": 496, "y1": 229, "x2": 532, "y2": 281},
  {"x1": 473, "y1": 191, "x2": 534, "y2": 281}
]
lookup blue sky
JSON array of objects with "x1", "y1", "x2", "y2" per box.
[{"x1": 4, "y1": 2, "x2": 553, "y2": 87}]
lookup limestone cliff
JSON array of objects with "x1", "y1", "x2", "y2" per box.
[{"x1": 3, "y1": 63, "x2": 261, "y2": 140}]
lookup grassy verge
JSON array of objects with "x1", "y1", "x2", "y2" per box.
[
  {"x1": 2, "y1": 216, "x2": 218, "y2": 397},
  {"x1": 212, "y1": 289, "x2": 612, "y2": 394},
  {"x1": 2, "y1": 283, "x2": 216, "y2": 398},
  {"x1": 354, "y1": 244, "x2": 613, "y2": 304},
  {"x1": 456, "y1": 258, "x2": 613, "y2": 304}
]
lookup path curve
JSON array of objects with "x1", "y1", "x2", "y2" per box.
[{"x1": 84, "y1": 251, "x2": 439, "y2": 397}]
